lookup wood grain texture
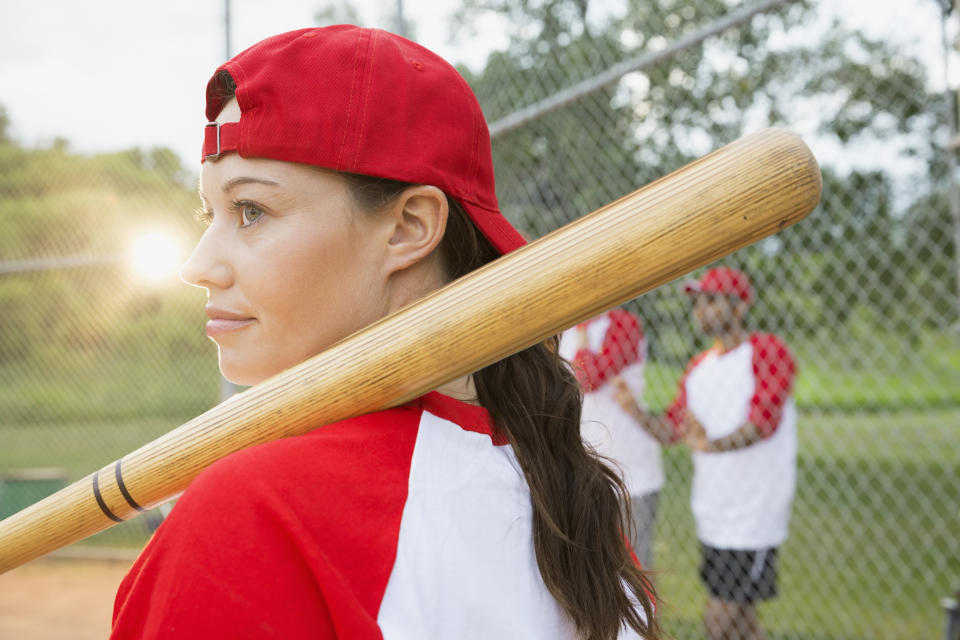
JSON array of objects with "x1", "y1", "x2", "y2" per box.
[{"x1": 0, "y1": 128, "x2": 821, "y2": 574}]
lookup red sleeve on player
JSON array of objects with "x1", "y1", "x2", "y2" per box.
[
  {"x1": 112, "y1": 410, "x2": 421, "y2": 640},
  {"x1": 664, "y1": 349, "x2": 714, "y2": 443},
  {"x1": 111, "y1": 461, "x2": 343, "y2": 639},
  {"x1": 748, "y1": 333, "x2": 796, "y2": 438},
  {"x1": 572, "y1": 309, "x2": 644, "y2": 391}
]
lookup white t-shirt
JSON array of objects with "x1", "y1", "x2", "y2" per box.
[
  {"x1": 667, "y1": 334, "x2": 797, "y2": 549},
  {"x1": 559, "y1": 309, "x2": 664, "y2": 497}
]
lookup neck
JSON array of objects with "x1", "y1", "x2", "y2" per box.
[
  {"x1": 717, "y1": 325, "x2": 748, "y2": 352},
  {"x1": 386, "y1": 257, "x2": 446, "y2": 312},
  {"x1": 435, "y1": 374, "x2": 480, "y2": 405},
  {"x1": 389, "y1": 265, "x2": 477, "y2": 403}
]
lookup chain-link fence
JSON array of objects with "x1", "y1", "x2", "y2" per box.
[
  {"x1": 473, "y1": 1, "x2": 959, "y2": 638},
  {"x1": 1, "y1": 1, "x2": 958, "y2": 638}
]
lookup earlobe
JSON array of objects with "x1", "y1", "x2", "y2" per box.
[{"x1": 386, "y1": 185, "x2": 448, "y2": 273}]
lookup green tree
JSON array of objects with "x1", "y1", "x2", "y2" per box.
[
  {"x1": 0, "y1": 105, "x2": 10, "y2": 145},
  {"x1": 0, "y1": 111, "x2": 215, "y2": 421},
  {"x1": 454, "y1": 0, "x2": 952, "y2": 355}
]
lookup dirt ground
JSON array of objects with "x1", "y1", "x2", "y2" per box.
[{"x1": 0, "y1": 556, "x2": 133, "y2": 640}]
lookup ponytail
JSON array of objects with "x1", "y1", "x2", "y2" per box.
[{"x1": 346, "y1": 175, "x2": 662, "y2": 640}]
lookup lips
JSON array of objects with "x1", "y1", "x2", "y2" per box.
[{"x1": 205, "y1": 306, "x2": 256, "y2": 338}]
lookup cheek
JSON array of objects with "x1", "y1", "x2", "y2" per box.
[{"x1": 253, "y1": 221, "x2": 383, "y2": 344}]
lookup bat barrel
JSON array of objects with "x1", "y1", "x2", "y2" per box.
[{"x1": 0, "y1": 127, "x2": 821, "y2": 574}]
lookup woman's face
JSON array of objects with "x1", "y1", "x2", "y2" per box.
[{"x1": 182, "y1": 140, "x2": 391, "y2": 385}]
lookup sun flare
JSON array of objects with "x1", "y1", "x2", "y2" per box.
[{"x1": 130, "y1": 232, "x2": 181, "y2": 283}]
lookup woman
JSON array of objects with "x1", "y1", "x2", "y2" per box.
[{"x1": 111, "y1": 25, "x2": 659, "y2": 640}]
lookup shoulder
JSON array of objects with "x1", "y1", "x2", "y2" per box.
[
  {"x1": 749, "y1": 333, "x2": 795, "y2": 368},
  {"x1": 606, "y1": 308, "x2": 643, "y2": 331},
  {"x1": 749, "y1": 332, "x2": 792, "y2": 354},
  {"x1": 187, "y1": 403, "x2": 426, "y2": 508},
  {"x1": 114, "y1": 406, "x2": 435, "y2": 637},
  {"x1": 687, "y1": 348, "x2": 715, "y2": 371},
  {"x1": 156, "y1": 404, "x2": 427, "y2": 572}
]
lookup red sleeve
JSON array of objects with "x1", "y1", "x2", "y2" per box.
[
  {"x1": 112, "y1": 410, "x2": 421, "y2": 640},
  {"x1": 748, "y1": 333, "x2": 796, "y2": 438},
  {"x1": 664, "y1": 350, "x2": 714, "y2": 442},
  {"x1": 572, "y1": 309, "x2": 644, "y2": 391},
  {"x1": 111, "y1": 460, "x2": 342, "y2": 639}
]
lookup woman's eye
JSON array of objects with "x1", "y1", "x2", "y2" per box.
[{"x1": 239, "y1": 204, "x2": 264, "y2": 227}]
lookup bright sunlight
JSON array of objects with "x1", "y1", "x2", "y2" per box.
[{"x1": 129, "y1": 231, "x2": 181, "y2": 283}]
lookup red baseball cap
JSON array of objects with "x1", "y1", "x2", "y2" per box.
[
  {"x1": 200, "y1": 25, "x2": 527, "y2": 256},
  {"x1": 684, "y1": 267, "x2": 753, "y2": 304}
]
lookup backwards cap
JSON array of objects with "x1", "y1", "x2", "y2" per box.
[
  {"x1": 201, "y1": 25, "x2": 526, "y2": 256},
  {"x1": 684, "y1": 266, "x2": 753, "y2": 304}
]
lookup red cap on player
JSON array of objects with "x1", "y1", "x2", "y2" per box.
[
  {"x1": 684, "y1": 267, "x2": 754, "y2": 304},
  {"x1": 200, "y1": 25, "x2": 527, "y2": 256}
]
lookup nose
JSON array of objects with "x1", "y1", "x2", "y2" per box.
[
  {"x1": 179, "y1": 225, "x2": 233, "y2": 290},
  {"x1": 694, "y1": 305, "x2": 706, "y2": 324},
  {"x1": 694, "y1": 298, "x2": 707, "y2": 316}
]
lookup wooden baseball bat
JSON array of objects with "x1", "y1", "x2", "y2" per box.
[{"x1": 0, "y1": 128, "x2": 821, "y2": 574}]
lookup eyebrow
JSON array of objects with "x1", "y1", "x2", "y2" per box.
[
  {"x1": 198, "y1": 176, "x2": 280, "y2": 202},
  {"x1": 221, "y1": 176, "x2": 280, "y2": 192}
]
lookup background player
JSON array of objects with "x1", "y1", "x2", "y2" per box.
[
  {"x1": 615, "y1": 266, "x2": 796, "y2": 640},
  {"x1": 559, "y1": 307, "x2": 664, "y2": 569}
]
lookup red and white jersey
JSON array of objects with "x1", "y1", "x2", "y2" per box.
[
  {"x1": 559, "y1": 309, "x2": 664, "y2": 497},
  {"x1": 112, "y1": 392, "x2": 646, "y2": 639},
  {"x1": 666, "y1": 333, "x2": 797, "y2": 549}
]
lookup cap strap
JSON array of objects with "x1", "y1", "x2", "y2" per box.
[{"x1": 202, "y1": 122, "x2": 240, "y2": 161}]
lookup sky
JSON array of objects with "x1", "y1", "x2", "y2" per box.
[
  {"x1": 0, "y1": 0, "x2": 951, "y2": 168},
  {"x1": 0, "y1": 0, "x2": 504, "y2": 166}
]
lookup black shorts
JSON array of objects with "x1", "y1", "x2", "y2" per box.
[{"x1": 699, "y1": 544, "x2": 778, "y2": 603}]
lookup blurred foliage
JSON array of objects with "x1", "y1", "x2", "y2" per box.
[
  {"x1": 456, "y1": 0, "x2": 958, "y2": 369},
  {"x1": 0, "y1": 127, "x2": 216, "y2": 421},
  {"x1": 448, "y1": 8, "x2": 960, "y2": 637}
]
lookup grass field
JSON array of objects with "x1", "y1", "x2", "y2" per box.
[{"x1": 1, "y1": 408, "x2": 956, "y2": 638}]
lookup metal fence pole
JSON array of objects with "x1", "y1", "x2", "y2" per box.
[
  {"x1": 488, "y1": 0, "x2": 800, "y2": 138},
  {"x1": 943, "y1": 1, "x2": 960, "y2": 329},
  {"x1": 0, "y1": 256, "x2": 123, "y2": 275}
]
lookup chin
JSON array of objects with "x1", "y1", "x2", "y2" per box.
[
  {"x1": 219, "y1": 367, "x2": 265, "y2": 387},
  {"x1": 217, "y1": 352, "x2": 275, "y2": 387}
]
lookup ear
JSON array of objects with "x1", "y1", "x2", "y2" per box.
[
  {"x1": 733, "y1": 299, "x2": 750, "y2": 320},
  {"x1": 384, "y1": 185, "x2": 448, "y2": 274}
]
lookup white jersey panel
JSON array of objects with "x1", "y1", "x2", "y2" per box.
[
  {"x1": 685, "y1": 346, "x2": 753, "y2": 439},
  {"x1": 377, "y1": 410, "x2": 576, "y2": 639},
  {"x1": 685, "y1": 342, "x2": 797, "y2": 549},
  {"x1": 377, "y1": 409, "x2": 648, "y2": 639},
  {"x1": 580, "y1": 362, "x2": 664, "y2": 496},
  {"x1": 559, "y1": 320, "x2": 664, "y2": 497}
]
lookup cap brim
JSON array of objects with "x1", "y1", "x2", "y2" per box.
[
  {"x1": 461, "y1": 200, "x2": 528, "y2": 256},
  {"x1": 683, "y1": 280, "x2": 702, "y2": 294}
]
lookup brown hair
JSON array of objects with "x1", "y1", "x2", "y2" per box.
[
  {"x1": 341, "y1": 173, "x2": 661, "y2": 640},
  {"x1": 211, "y1": 70, "x2": 660, "y2": 639}
]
